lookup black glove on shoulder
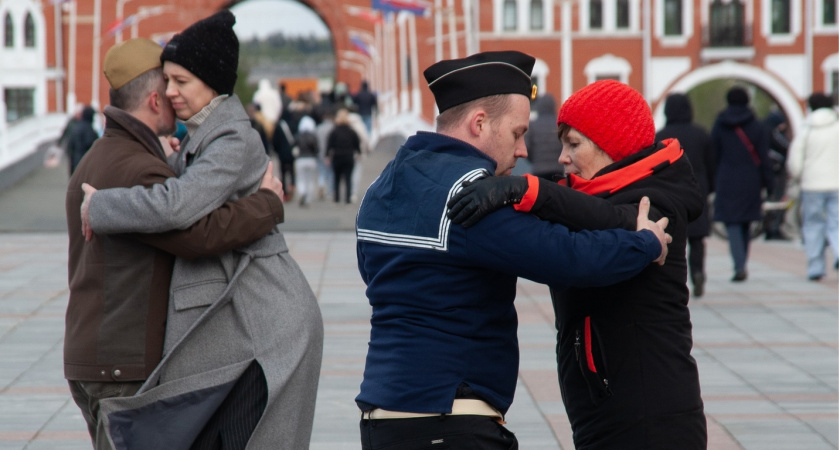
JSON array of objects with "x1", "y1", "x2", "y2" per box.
[{"x1": 446, "y1": 176, "x2": 529, "y2": 227}]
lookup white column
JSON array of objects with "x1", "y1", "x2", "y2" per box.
[
  {"x1": 67, "y1": 1, "x2": 77, "y2": 109},
  {"x1": 447, "y1": 0, "x2": 458, "y2": 58},
  {"x1": 561, "y1": 0, "x2": 572, "y2": 101},
  {"x1": 399, "y1": 13, "x2": 409, "y2": 112},
  {"x1": 435, "y1": 0, "x2": 443, "y2": 62},
  {"x1": 409, "y1": 14, "x2": 422, "y2": 115},
  {"x1": 92, "y1": 0, "x2": 102, "y2": 108},
  {"x1": 54, "y1": 2, "x2": 64, "y2": 113}
]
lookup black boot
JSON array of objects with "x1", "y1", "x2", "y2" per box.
[{"x1": 691, "y1": 272, "x2": 705, "y2": 297}]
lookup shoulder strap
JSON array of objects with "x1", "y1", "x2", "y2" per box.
[{"x1": 734, "y1": 126, "x2": 761, "y2": 166}]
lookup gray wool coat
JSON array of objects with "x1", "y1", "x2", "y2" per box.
[{"x1": 90, "y1": 96, "x2": 324, "y2": 449}]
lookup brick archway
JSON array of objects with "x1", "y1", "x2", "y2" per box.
[{"x1": 218, "y1": 0, "x2": 365, "y2": 94}]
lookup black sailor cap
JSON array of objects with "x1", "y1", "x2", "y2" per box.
[{"x1": 423, "y1": 51, "x2": 537, "y2": 113}]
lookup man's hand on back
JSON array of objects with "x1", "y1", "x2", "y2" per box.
[{"x1": 635, "y1": 196, "x2": 671, "y2": 265}]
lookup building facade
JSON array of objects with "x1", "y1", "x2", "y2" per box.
[{"x1": 0, "y1": 0, "x2": 837, "y2": 152}]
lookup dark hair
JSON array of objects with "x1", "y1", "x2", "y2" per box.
[
  {"x1": 435, "y1": 94, "x2": 512, "y2": 132},
  {"x1": 807, "y1": 92, "x2": 834, "y2": 111},
  {"x1": 726, "y1": 86, "x2": 749, "y2": 106},
  {"x1": 109, "y1": 68, "x2": 164, "y2": 112}
]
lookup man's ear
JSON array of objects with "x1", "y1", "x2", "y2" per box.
[
  {"x1": 148, "y1": 91, "x2": 161, "y2": 114},
  {"x1": 469, "y1": 110, "x2": 487, "y2": 137}
]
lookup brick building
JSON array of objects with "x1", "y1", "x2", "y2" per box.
[{"x1": 0, "y1": 0, "x2": 836, "y2": 157}]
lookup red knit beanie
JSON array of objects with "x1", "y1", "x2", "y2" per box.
[{"x1": 556, "y1": 80, "x2": 655, "y2": 161}]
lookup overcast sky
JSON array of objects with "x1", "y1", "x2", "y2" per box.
[{"x1": 231, "y1": 0, "x2": 330, "y2": 40}]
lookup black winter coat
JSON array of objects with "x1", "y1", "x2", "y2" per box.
[
  {"x1": 525, "y1": 94, "x2": 563, "y2": 179},
  {"x1": 711, "y1": 105, "x2": 774, "y2": 223},
  {"x1": 527, "y1": 139, "x2": 707, "y2": 449},
  {"x1": 656, "y1": 94, "x2": 715, "y2": 238}
]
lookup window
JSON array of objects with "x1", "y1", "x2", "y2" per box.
[
  {"x1": 24, "y1": 12, "x2": 34, "y2": 48},
  {"x1": 4, "y1": 13, "x2": 13, "y2": 48},
  {"x1": 709, "y1": 0, "x2": 745, "y2": 46},
  {"x1": 590, "y1": 0, "x2": 603, "y2": 29},
  {"x1": 824, "y1": 0, "x2": 837, "y2": 24},
  {"x1": 664, "y1": 0, "x2": 683, "y2": 35},
  {"x1": 530, "y1": 0, "x2": 544, "y2": 30},
  {"x1": 4, "y1": 88, "x2": 35, "y2": 122},
  {"x1": 503, "y1": 0, "x2": 517, "y2": 31},
  {"x1": 771, "y1": 0, "x2": 790, "y2": 33},
  {"x1": 616, "y1": 0, "x2": 630, "y2": 28}
]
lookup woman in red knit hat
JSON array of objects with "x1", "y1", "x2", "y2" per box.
[{"x1": 448, "y1": 79, "x2": 707, "y2": 449}]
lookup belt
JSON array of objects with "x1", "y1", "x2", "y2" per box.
[{"x1": 361, "y1": 399, "x2": 504, "y2": 422}]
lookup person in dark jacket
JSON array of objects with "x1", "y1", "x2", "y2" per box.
[
  {"x1": 525, "y1": 93, "x2": 564, "y2": 180},
  {"x1": 448, "y1": 80, "x2": 707, "y2": 449},
  {"x1": 67, "y1": 105, "x2": 99, "y2": 174},
  {"x1": 352, "y1": 79, "x2": 378, "y2": 134},
  {"x1": 656, "y1": 93, "x2": 715, "y2": 297},
  {"x1": 357, "y1": 52, "x2": 672, "y2": 450},
  {"x1": 326, "y1": 108, "x2": 361, "y2": 203},
  {"x1": 763, "y1": 110, "x2": 792, "y2": 240},
  {"x1": 711, "y1": 86, "x2": 774, "y2": 281},
  {"x1": 272, "y1": 115, "x2": 297, "y2": 200}
]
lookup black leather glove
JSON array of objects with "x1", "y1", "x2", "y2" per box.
[{"x1": 447, "y1": 176, "x2": 529, "y2": 227}]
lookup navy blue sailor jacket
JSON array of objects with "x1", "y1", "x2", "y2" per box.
[{"x1": 354, "y1": 131, "x2": 663, "y2": 416}]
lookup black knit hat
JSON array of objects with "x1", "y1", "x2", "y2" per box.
[
  {"x1": 423, "y1": 51, "x2": 536, "y2": 113},
  {"x1": 161, "y1": 10, "x2": 239, "y2": 95}
]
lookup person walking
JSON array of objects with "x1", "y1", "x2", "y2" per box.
[
  {"x1": 763, "y1": 110, "x2": 792, "y2": 240},
  {"x1": 294, "y1": 115, "x2": 320, "y2": 206},
  {"x1": 80, "y1": 11, "x2": 323, "y2": 449},
  {"x1": 326, "y1": 108, "x2": 361, "y2": 204},
  {"x1": 356, "y1": 51, "x2": 672, "y2": 450},
  {"x1": 272, "y1": 114, "x2": 297, "y2": 201},
  {"x1": 656, "y1": 92, "x2": 715, "y2": 297},
  {"x1": 315, "y1": 107, "x2": 336, "y2": 200},
  {"x1": 787, "y1": 92, "x2": 839, "y2": 280},
  {"x1": 447, "y1": 80, "x2": 707, "y2": 448},
  {"x1": 352, "y1": 79, "x2": 378, "y2": 135},
  {"x1": 711, "y1": 86, "x2": 774, "y2": 281},
  {"x1": 65, "y1": 37, "x2": 285, "y2": 449},
  {"x1": 66, "y1": 105, "x2": 98, "y2": 175},
  {"x1": 525, "y1": 93, "x2": 564, "y2": 180}
]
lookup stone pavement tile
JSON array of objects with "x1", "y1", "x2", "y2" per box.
[{"x1": 715, "y1": 418, "x2": 835, "y2": 450}]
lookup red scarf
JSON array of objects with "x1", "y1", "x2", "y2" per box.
[{"x1": 562, "y1": 138, "x2": 683, "y2": 195}]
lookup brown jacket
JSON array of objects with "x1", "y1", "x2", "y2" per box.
[{"x1": 64, "y1": 106, "x2": 283, "y2": 382}]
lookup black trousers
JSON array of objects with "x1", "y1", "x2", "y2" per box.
[
  {"x1": 191, "y1": 361, "x2": 268, "y2": 450},
  {"x1": 687, "y1": 236, "x2": 705, "y2": 278},
  {"x1": 360, "y1": 415, "x2": 518, "y2": 450}
]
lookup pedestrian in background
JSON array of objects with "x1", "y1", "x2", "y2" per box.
[
  {"x1": 80, "y1": 11, "x2": 323, "y2": 448},
  {"x1": 294, "y1": 115, "x2": 320, "y2": 207},
  {"x1": 711, "y1": 86, "x2": 774, "y2": 282},
  {"x1": 525, "y1": 93, "x2": 564, "y2": 181},
  {"x1": 65, "y1": 37, "x2": 283, "y2": 450},
  {"x1": 656, "y1": 92, "x2": 715, "y2": 297},
  {"x1": 315, "y1": 106, "x2": 336, "y2": 200},
  {"x1": 352, "y1": 79, "x2": 378, "y2": 135},
  {"x1": 787, "y1": 92, "x2": 839, "y2": 281},
  {"x1": 272, "y1": 113, "x2": 298, "y2": 201},
  {"x1": 763, "y1": 110, "x2": 792, "y2": 240},
  {"x1": 252, "y1": 78, "x2": 281, "y2": 138},
  {"x1": 66, "y1": 105, "x2": 98, "y2": 175},
  {"x1": 326, "y1": 108, "x2": 361, "y2": 204}
]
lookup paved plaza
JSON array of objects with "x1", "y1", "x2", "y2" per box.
[{"x1": 0, "y1": 148, "x2": 837, "y2": 449}]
